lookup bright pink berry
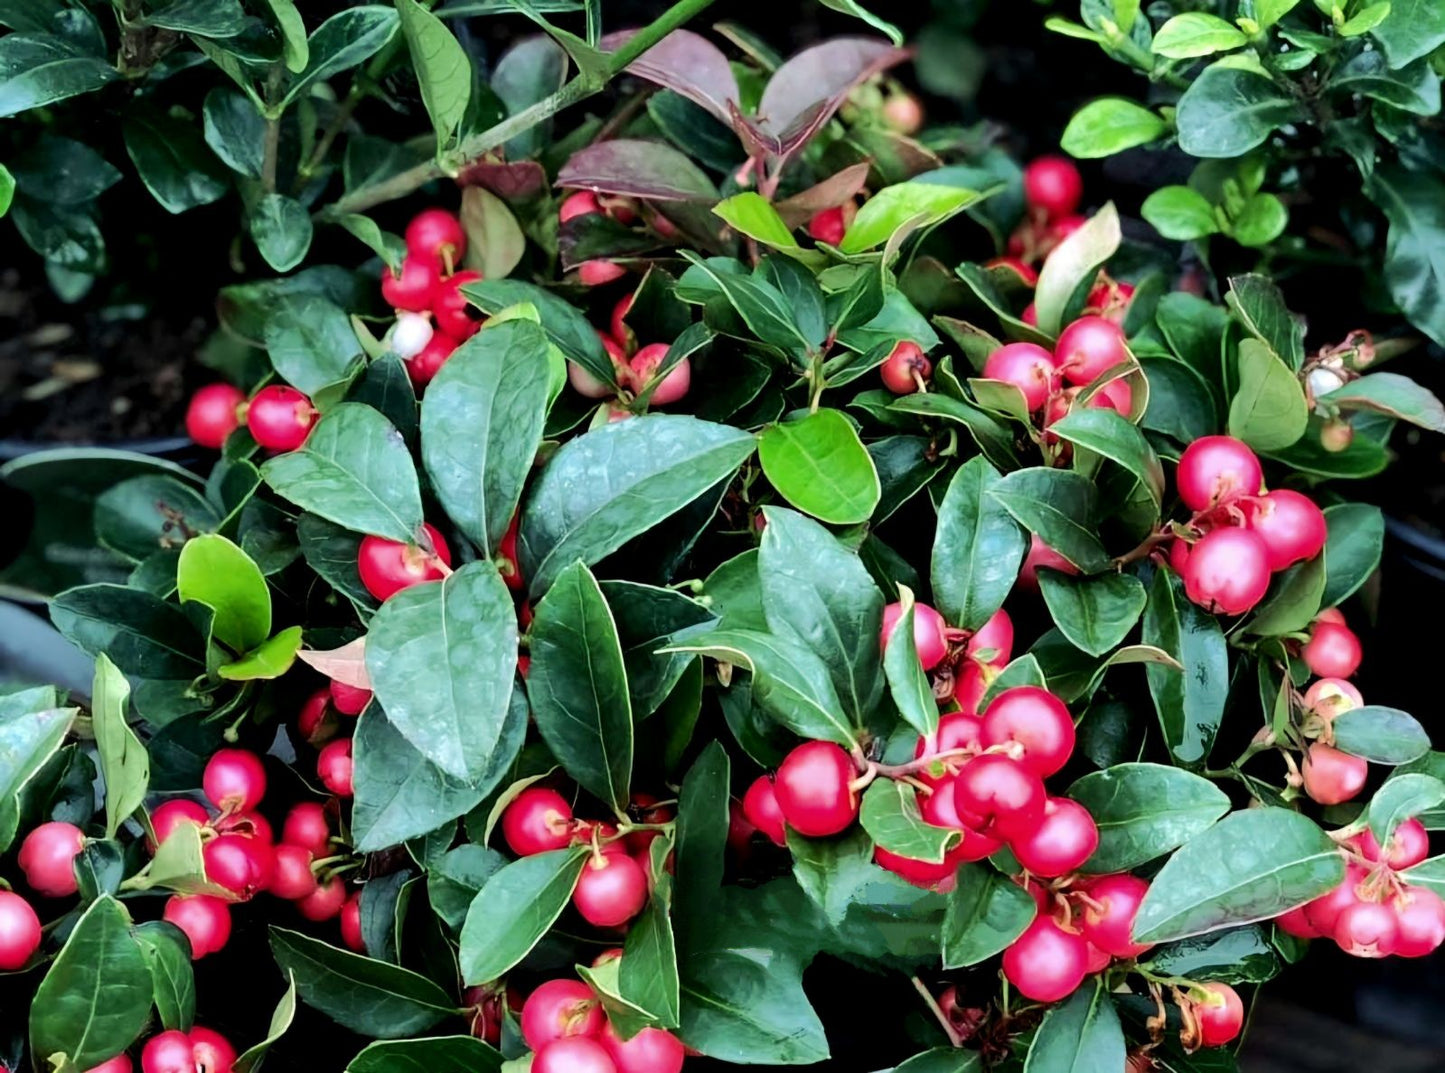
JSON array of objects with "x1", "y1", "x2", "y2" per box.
[
  {"x1": 980, "y1": 686, "x2": 1075, "y2": 777},
  {"x1": 1357, "y1": 818, "x2": 1430, "y2": 870},
  {"x1": 952, "y1": 754, "x2": 1046, "y2": 842},
  {"x1": 773, "y1": 742, "x2": 859, "y2": 838},
  {"x1": 1024, "y1": 156, "x2": 1084, "y2": 221},
  {"x1": 1002, "y1": 914, "x2": 1089, "y2": 1002},
  {"x1": 521, "y1": 979, "x2": 604, "y2": 1050},
  {"x1": 628, "y1": 343, "x2": 690, "y2": 406},
  {"x1": 572, "y1": 852, "x2": 649, "y2": 927},
  {"x1": 1302, "y1": 617, "x2": 1362, "y2": 678},
  {"x1": 203, "y1": 748, "x2": 267, "y2": 814},
  {"x1": 1301, "y1": 743, "x2": 1368, "y2": 806},
  {"x1": 1010, "y1": 797, "x2": 1098, "y2": 877},
  {"x1": 85, "y1": 1056, "x2": 133, "y2": 1073},
  {"x1": 1080, "y1": 874, "x2": 1153, "y2": 958},
  {"x1": 534, "y1": 1037, "x2": 617, "y2": 1073},
  {"x1": 357, "y1": 523, "x2": 452, "y2": 601},
  {"x1": 1275, "y1": 904, "x2": 1321, "y2": 939},
  {"x1": 189, "y1": 1027, "x2": 236, "y2": 1073},
  {"x1": 874, "y1": 842, "x2": 970, "y2": 889},
  {"x1": 914, "y1": 712, "x2": 984, "y2": 782},
  {"x1": 560, "y1": 191, "x2": 602, "y2": 224},
  {"x1": 316, "y1": 738, "x2": 354, "y2": 798},
  {"x1": 1086, "y1": 377, "x2": 1133, "y2": 415},
  {"x1": 742, "y1": 777, "x2": 787, "y2": 847},
  {"x1": 880, "y1": 341, "x2": 932, "y2": 394},
  {"x1": 1018, "y1": 534, "x2": 1078, "y2": 590},
  {"x1": 297, "y1": 688, "x2": 332, "y2": 743},
  {"x1": 599, "y1": 1021, "x2": 684, "y2": 1073},
  {"x1": 579, "y1": 260, "x2": 627, "y2": 286},
  {"x1": 1181, "y1": 527, "x2": 1272, "y2": 615},
  {"x1": 340, "y1": 892, "x2": 364, "y2": 952},
  {"x1": 1393, "y1": 886, "x2": 1445, "y2": 957},
  {"x1": 502, "y1": 788, "x2": 576, "y2": 856},
  {"x1": 329, "y1": 679, "x2": 371, "y2": 716},
  {"x1": 1055, "y1": 316, "x2": 1129, "y2": 386},
  {"x1": 983, "y1": 342, "x2": 1058, "y2": 411},
  {"x1": 1334, "y1": 900, "x2": 1399, "y2": 958},
  {"x1": 269, "y1": 843, "x2": 318, "y2": 901},
  {"x1": 406, "y1": 332, "x2": 458, "y2": 386},
  {"x1": 881, "y1": 601, "x2": 950, "y2": 671},
  {"x1": 918, "y1": 781, "x2": 1005, "y2": 861},
  {"x1": 405, "y1": 208, "x2": 466, "y2": 264},
  {"x1": 1195, "y1": 982, "x2": 1244, "y2": 1046},
  {"x1": 141, "y1": 1031, "x2": 195, "y2": 1073},
  {"x1": 296, "y1": 875, "x2": 347, "y2": 921},
  {"x1": 1245, "y1": 489, "x2": 1327, "y2": 571},
  {"x1": 18, "y1": 821, "x2": 85, "y2": 898},
  {"x1": 381, "y1": 255, "x2": 441, "y2": 312},
  {"x1": 807, "y1": 206, "x2": 850, "y2": 245},
  {"x1": 1176, "y1": 436, "x2": 1263, "y2": 511},
  {"x1": 149, "y1": 799, "x2": 210, "y2": 853},
  {"x1": 965, "y1": 608, "x2": 1013, "y2": 668},
  {"x1": 246, "y1": 385, "x2": 315, "y2": 452},
  {"x1": 282, "y1": 802, "x2": 331, "y2": 858},
  {"x1": 0, "y1": 890, "x2": 42, "y2": 970},
  {"x1": 432, "y1": 269, "x2": 483, "y2": 340},
  {"x1": 203, "y1": 832, "x2": 274, "y2": 901},
  {"x1": 185, "y1": 383, "x2": 246, "y2": 448},
  {"x1": 1303, "y1": 865, "x2": 1367, "y2": 934},
  {"x1": 163, "y1": 894, "x2": 232, "y2": 959}
]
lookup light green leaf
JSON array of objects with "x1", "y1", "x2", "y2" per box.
[
  {"x1": 177, "y1": 533, "x2": 271, "y2": 652},
  {"x1": 92, "y1": 655, "x2": 149, "y2": 839}
]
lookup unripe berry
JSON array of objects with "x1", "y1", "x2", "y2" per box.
[
  {"x1": 317, "y1": 738, "x2": 354, "y2": 798},
  {"x1": 1245, "y1": 489, "x2": 1327, "y2": 571},
  {"x1": 980, "y1": 686, "x2": 1076, "y2": 777},
  {"x1": 390, "y1": 311, "x2": 434, "y2": 359},
  {"x1": 203, "y1": 748, "x2": 268, "y2": 814},
  {"x1": 282, "y1": 801, "x2": 331, "y2": 858},
  {"x1": 579, "y1": 260, "x2": 627, "y2": 286},
  {"x1": 629, "y1": 343, "x2": 690, "y2": 406},
  {"x1": 742, "y1": 776, "x2": 787, "y2": 846},
  {"x1": 406, "y1": 332, "x2": 457, "y2": 386},
  {"x1": 149, "y1": 799, "x2": 210, "y2": 853},
  {"x1": 1002, "y1": 915, "x2": 1089, "y2": 1002},
  {"x1": 1334, "y1": 900, "x2": 1399, "y2": 958},
  {"x1": 163, "y1": 894, "x2": 231, "y2": 959},
  {"x1": 1392, "y1": 886, "x2": 1445, "y2": 957},
  {"x1": 1079, "y1": 874, "x2": 1153, "y2": 958},
  {"x1": 405, "y1": 208, "x2": 466, "y2": 264},
  {"x1": 1023, "y1": 156, "x2": 1084, "y2": 221},
  {"x1": 560, "y1": 191, "x2": 602, "y2": 224},
  {"x1": 19, "y1": 821, "x2": 85, "y2": 897},
  {"x1": 340, "y1": 892, "x2": 364, "y2": 952},
  {"x1": 1357, "y1": 818, "x2": 1430, "y2": 870},
  {"x1": 1010, "y1": 797, "x2": 1098, "y2": 877},
  {"x1": 433, "y1": 270, "x2": 484, "y2": 341},
  {"x1": 599, "y1": 1021, "x2": 685, "y2": 1073},
  {"x1": 881, "y1": 600, "x2": 950, "y2": 671},
  {"x1": 1018, "y1": 534, "x2": 1078, "y2": 590},
  {"x1": 1320, "y1": 417, "x2": 1354, "y2": 452},
  {"x1": 1301, "y1": 743, "x2": 1368, "y2": 806},
  {"x1": 880, "y1": 340, "x2": 932, "y2": 394},
  {"x1": 572, "y1": 852, "x2": 649, "y2": 927},
  {"x1": 534, "y1": 1037, "x2": 617, "y2": 1073},
  {"x1": 381, "y1": 255, "x2": 440, "y2": 313},
  {"x1": 952, "y1": 754, "x2": 1046, "y2": 842},
  {"x1": 773, "y1": 741, "x2": 859, "y2": 837},
  {"x1": 0, "y1": 890, "x2": 42, "y2": 970},
  {"x1": 1302, "y1": 618, "x2": 1362, "y2": 678},
  {"x1": 521, "y1": 979, "x2": 604, "y2": 1050},
  {"x1": 185, "y1": 383, "x2": 246, "y2": 448},
  {"x1": 1056, "y1": 316, "x2": 1129, "y2": 386},
  {"x1": 1194, "y1": 982, "x2": 1244, "y2": 1046},
  {"x1": 881, "y1": 92, "x2": 924, "y2": 134},
  {"x1": 296, "y1": 875, "x2": 347, "y2": 921},
  {"x1": 982, "y1": 342, "x2": 1058, "y2": 411},
  {"x1": 502, "y1": 788, "x2": 575, "y2": 856},
  {"x1": 246, "y1": 385, "x2": 316, "y2": 452},
  {"x1": 1176, "y1": 436, "x2": 1263, "y2": 511},
  {"x1": 1181, "y1": 527, "x2": 1271, "y2": 615},
  {"x1": 357, "y1": 523, "x2": 452, "y2": 601}
]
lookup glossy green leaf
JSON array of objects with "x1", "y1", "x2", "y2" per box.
[
  {"x1": 1061, "y1": 97, "x2": 1168, "y2": 158},
  {"x1": 347, "y1": 1036, "x2": 504, "y2": 1073},
  {"x1": 421, "y1": 321, "x2": 550, "y2": 556},
  {"x1": 459, "y1": 847, "x2": 589, "y2": 984},
  {"x1": 1330, "y1": 49, "x2": 1440, "y2": 115},
  {"x1": 261, "y1": 0, "x2": 308, "y2": 70},
  {"x1": 839, "y1": 179, "x2": 983, "y2": 254},
  {"x1": 1175, "y1": 63, "x2": 1300, "y2": 158},
  {"x1": 941, "y1": 865, "x2": 1035, "y2": 968},
  {"x1": 248, "y1": 194, "x2": 313, "y2": 272},
  {"x1": 931, "y1": 456, "x2": 1028, "y2": 632},
  {"x1": 1133, "y1": 808, "x2": 1344, "y2": 944},
  {"x1": 894, "y1": 1049, "x2": 983, "y2": 1073},
  {"x1": 758, "y1": 409, "x2": 880, "y2": 525},
  {"x1": 601, "y1": 581, "x2": 714, "y2": 719},
  {"x1": 988, "y1": 468, "x2": 1110, "y2": 574},
  {"x1": 1140, "y1": 925, "x2": 1280, "y2": 984},
  {"x1": 1369, "y1": 773, "x2": 1445, "y2": 845},
  {"x1": 1321, "y1": 503, "x2": 1384, "y2": 607},
  {"x1": 134, "y1": 921, "x2": 196, "y2": 1031},
  {"x1": 1364, "y1": 163, "x2": 1445, "y2": 348},
  {"x1": 1371, "y1": 0, "x2": 1445, "y2": 66},
  {"x1": 673, "y1": 742, "x2": 731, "y2": 937},
  {"x1": 0, "y1": 688, "x2": 74, "y2": 808},
  {"x1": 261, "y1": 295, "x2": 365, "y2": 395},
  {"x1": 1228, "y1": 339, "x2": 1309, "y2": 451},
  {"x1": 1402, "y1": 854, "x2": 1445, "y2": 893},
  {"x1": 1152, "y1": 13, "x2": 1248, "y2": 57},
  {"x1": 1141, "y1": 570, "x2": 1227, "y2": 766},
  {"x1": 218, "y1": 625, "x2": 303, "y2": 681},
  {"x1": 882, "y1": 586, "x2": 939, "y2": 738},
  {"x1": 202, "y1": 87, "x2": 266, "y2": 177},
  {"x1": 1226, "y1": 275, "x2": 1304, "y2": 370},
  {"x1": 397, "y1": 0, "x2": 471, "y2": 147},
  {"x1": 620, "y1": 851, "x2": 681, "y2": 1029},
  {"x1": 714, "y1": 192, "x2": 804, "y2": 251},
  {"x1": 28, "y1": 896, "x2": 152, "y2": 1069},
  {"x1": 1332, "y1": 705, "x2": 1431, "y2": 765},
  {"x1": 233, "y1": 971, "x2": 298, "y2": 1073},
  {"x1": 262, "y1": 403, "x2": 423, "y2": 543},
  {"x1": 1023, "y1": 982, "x2": 1125, "y2": 1073},
  {"x1": 1034, "y1": 202, "x2": 1120, "y2": 335},
  {"x1": 0, "y1": 33, "x2": 116, "y2": 118},
  {"x1": 366, "y1": 562, "x2": 518, "y2": 782},
  {"x1": 91, "y1": 655, "x2": 149, "y2": 839},
  {"x1": 123, "y1": 109, "x2": 228, "y2": 214},
  {"x1": 1067, "y1": 763, "x2": 1231, "y2": 873},
  {"x1": 281, "y1": 6, "x2": 400, "y2": 108},
  {"x1": 1142, "y1": 185, "x2": 1219, "y2": 241},
  {"x1": 1322, "y1": 372, "x2": 1445, "y2": 434},
  {"x1": 176, "y1": 534, "x2": 270, "y2": 653},
  {"x1": 1038, "y1": 571, "x2": 1146, "y2": 657},
  {"x1": 270, "y1": 927, "x2": 453, "y2": 1038},
  {"x1": 519, "y1": 415, "x2": 755, "y2": 595},
  {"x1": 1246, "y1": 555, "x2": 1325, "y2": 637},
  {"x1": 51, "y1": 584, "x2": 205, "y2": 678},
  {"x1": 860, "y1": 778, "x2": 958, "y2": 863}
]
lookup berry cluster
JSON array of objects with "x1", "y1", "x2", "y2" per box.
[
  {"x1": 1006, "y1": 156, "x2": 1087, "y2": 267},
  {"x1": 520, "y1": 964, "x2": 686, "y2": 1073},
  {"x1": 1166, "y1": 435, "x2": 1328, "y2": 615},
  {"x1": 558, "y1": 189, "x2": 664, "y2": 287},
  {"x1": 185, "y1": 382, "x2": 318, "y2": 453},
  {"x1": 139, "y1": 1026, "x2": 237, "y2": 1073},
  {"x1": 501, "y1": 787, "x2": 673, "y2": 928},
  {"x1": 380, "y1": 208, "x2": 484, "y2": 386},
  {"x1": 567, "y1": 291, "x2": 691, "y2": 413},
  {"x1": 983, "y1": 314, "x2": 1134, "y2": 439}
]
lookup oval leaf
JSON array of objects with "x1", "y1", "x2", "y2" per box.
[
  {"x1": 459, "y1": 847, "x2": 589, "y2": 984},
  {"x1": 758, "y1": 409, "x2": 881, "y2": 525},
  {"x1": 1067, "y1": 763, "x2": 1232, "y2": 873}
]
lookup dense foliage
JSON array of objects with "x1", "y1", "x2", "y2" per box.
[{"x1": 4, "y1": 2, "x2": 1445, "y2": 1073}]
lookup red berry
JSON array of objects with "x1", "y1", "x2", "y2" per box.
[
  {"x1": 1176, "y1": 436, "x2": 1263, "y2": 511},
  {"x1": 580, "y1": 260, "x2": 627, "y2": 286},
  {"x1": 599, "y1": 1022, "x2": 684, "y2": 1073},
  {"x1": 498, "y1": 514, "x2": 523, "y2": 591},
  {"x1": 807, "y1": 206, "x2": 850, "y2": 246},
  {"x1": 141, "y1": 1031, "x2": 195, "y2": 1073},
  {"x1": 433, "y1": 269, "x2": 483, "y2": 341},
  {"x1": 1393, "y1": 886, "x2": 1445, "y2": 957},
  {"x1": 149, "y1": 799, "x2": 210, "y2": 853},
  {"x1": 1080, "y1": 874, "x2": 1153, "y2": 958},
  {"x1": 874, "y1": 842, "x2": 969, "y2": 889},
  {"x1": 0, "y1": 890, "x2": 42, "y2": 970},
  {"x1": 503, "y1": 788, "x2": 576, "y2": 856},
  {"x1": 1010, "y1": 797, "x2": 1098, "y2": 877},
  {"x1": 1021, "y1": 302, "x2": 1038, "y2": 326},
  {"x1": 965, "y1": 609, "x2": 1013, "y2": 668},
  {"x1": 985, "y1": 256, "x2": 1039, "y2": 286},
  {"x1": 521, "y1": 979, "x2": 604, "y2": 1050},
  {"x1": 983, "y1": 342, "x2": 1059, "y2": 411},
  {"x1": 203, "y1": 748, "x2": 267, "y2": 814},
  {"x1": 1055, "y1": 316, "x2": 1129, "y2": 386},
  {"x1": 381, "y1": 255, "x2": 441, "y2": 312},
  {"x1": 569, "y1": 358, "x2": 616, "y2": 399},
  {"x1": 560, "y1": 191, "x2": 602, "y2": 224},
  {"x1": 1045, "y1": 214, "x2": 1087, "y2": 249},
  {"x1": 880, "y1": 341, "x2": 932, "y2": 394},
  {"x1": 246, "y1": 385, "x2": 316, "y2": 452},
  {"x1": 317, "y1": 738, "x2": 354, "y2": 798},
  {"x1": 1002, "y1": 914, "x2": 1089, "y2": 1002},
  {"x1": 1333, "y1": 900, "x2": 1398, "y2": 958},
  {"x1": 1181, "y1": 527, "x2": 1271, "y2": 615},
  {"x1": 534, "y1": 1037, "x2": 617, "y2": 1073},
  {"x1": 406, "y1": 332, "x2": 458, "y2": 387},
  {"x1": 163, "y1": 894, "x2": 232, "y2": 959},
  {"x1": 742, "y1": 777, "x2": 787, "y2": 847},
  {"x1": 914, "y1": 712, "x2": 984, "y2": 781},
  {"x1": 329, "y1": 679, "x2": 372, "y2": 717},
  {"x1": 773, "y1": 741, "x2": 859, "y2": 837},
  {"x1": 881, "y1": 601, "x2": 950, "y2": 671},
  {"x1": 357, "y1": 523, "x2": 452, "y2": 601},
  {"x1": 269, "y1": 843, "x2": 318, "y2": 901},
  {"x1": 296, "y1": 875, "x2": 347, "y2": 921},
  {"x1": 572, "y1": 852, "x2": 649, "y2": 927},
  {"x1": 185, "y1": 383, "x2": 246, "y2": 448},
  {"x1": 340, "y1": 892, "x2": 364, "y2": 952},
  {"x1": 203, "y1": 832, "x2": 274, "y2": 901},
  {"x1": 628, "y1": 343, "x2": 690, "y2": 406},
  {"x1": 980, "y1": 686, "x2": 1075, "y2": 777},
  {"x1": 1018, "y1": 534, "x2": 1078, "y2": 590},
  {"x1": 405, "y1": 208, "x2": 466, "y2": 264},
  {"x1": 1303, "y1": 864, "x2": 1367, "y2": 934},
  {"x1": 1274, "y1": 904, "x2": 1321, "y2": 939},
  {"x1": 1086, "y1": 377, "x2": 1133, "y2": 416},
  {"x1": 1245, "y1": 489, "x2": 1327, "y2": 571},
  {"x1": 282, "y1": 802, "x2": 331, "y2": 858},
  {"x1": 297, "y1": 688, "x2": 332, "y2": 743},
  {"x1": 1357, "y1": 818, "x2": 1429, "y2": 870},
  {"x1": 918, "y1": 782, "x2": 1005, "y2": 862},
  {"x1": 1024, "y1": 156, "x2": 1084, "y2": 221},
  {"x1": 85, "y1": 1057, "x2": 133, "y2": 1073},
  {"x1": 1301, "y1": 743, "x2": 1367, "y2": 806},
  {"x1": 952, "y1": 754, "x2": 1046, "y2": 842},
  {"x1": 189, "y1": 1027, "x2": 236, "y2": 1073},
  {"x1": 1195, "y1": 982, "x2": 1244, "y2": 1046},
  {"x1": 19, "y1": 820, "x2": 85, "y2": 898},
  {"x1": 1302, "y1": 618, "x2": 1362, "y2": 678}
]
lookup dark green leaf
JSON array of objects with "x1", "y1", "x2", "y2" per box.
[
  {"x1": 51, "y1": 584, "x2": 205, "y2": 677},
  {"x1": 1140, "y1": 925, "x2": 1280, "y2": 984},
  {"x1": 282, "y1": 7, "x2": 400, "y2": 108},
  {"x1": 460, "y1": 279, "x2": 609, "y2": 382},
  {"x1": 346, "y1": 1036, "x2": 503, "y2": 1073},
  {"x1": 1048, "y1": 408, "x2": 1165, "y2": 512},
  {"x1": 893, "y1": 1049, "x2": 983, "y2": 1073},
  {"x1": 1332, "y1": 705, "x2": 1430, "y2": 764},
  {"x1": 458, "y1": 847, "x2": 589, "y2": 984},
  {"x1": 1023, "y1": 982, "x2": 1125, "y2": 1073},
  {"x1": 882, "y1": 587, "x2": 939, "y2": 738},
  {"x1": 1226, "y1": 275, "x2": 1304, "y2": 370},
  {"x1": 1175, "y1": 63, "x2": 1300, "y2": 158},
  {"x1": 989, "y1": 468, "x2": 1110, "y2": 574},
  {"x1": 1322, "y1": 372, "x2": 1445, "y2": 434},
  {"x1": 1141, "y1": 570, "x2": 1227, "y2": 766},
  {"x1": 1038, "y1": 571, "x2": 1147, "y2": 658},
  {"x1": 123, "y1": 108, "x2": 228, "y2": 214},
  {"x1": 621, "y1": 855, "x2": 680, "y2": 1029},
  {"x1": 0, "y1": 33, "x2": 116, "y2": 118},
  {"x1": 248, "y1": 194, "x2": 314, "y2": 273},
  {"x1": 134, "y1": 921, "x2": 196, "y2": 1031},
  {"x1": 1329, "y1": 50, "x2": 1440, "y2": 115},
  {"x1": 1246, "y1": 555, "x2": 1325, "y2": 637},
  {"x1": 397, "y1": 0, "x2": 471, "y2": 147},
  {"x1": 601, "y1": 581, "x2": 714, "y2": 719},
  {"x1": 1368, "y1": 773, "x2": 1445, "y2": 845},
  {"x1": 673, "y1": 742, "x2": 730, "y2": 940},
  {"x1": 1067, "y1": 763, "x2": 1231, "y2": 873},
  {"x1": 232, "y1": 971, "x2": 298, "y2": 1073},
  {"x1": 11, "y1": 134, "x2": 121, "y2": 205},
  {"x1": 1371, "y1": 0, "x2": 1445, "y2": 67},
  {"x1": 941, "y1": 865, "x2": 1035, "y2": 968},
  {"x1": 1321, "y1": 503, "x2": 1384, "y2": 607},
  {"x1": 94, "y1": 474, "x2": 220, "y2": 562},
  {"x1": 931, "y1": 456, "x2": 1028, "y2": 631},
  {"x1": 1362, "y1": 164, "x2": 1445, "y2": 347},
  {"x1": 263, "y1": 295, "x2": 364, "y2": 396},
  {"x1": 860, "y1": 779, "x2": 957, "y2": 863}
]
